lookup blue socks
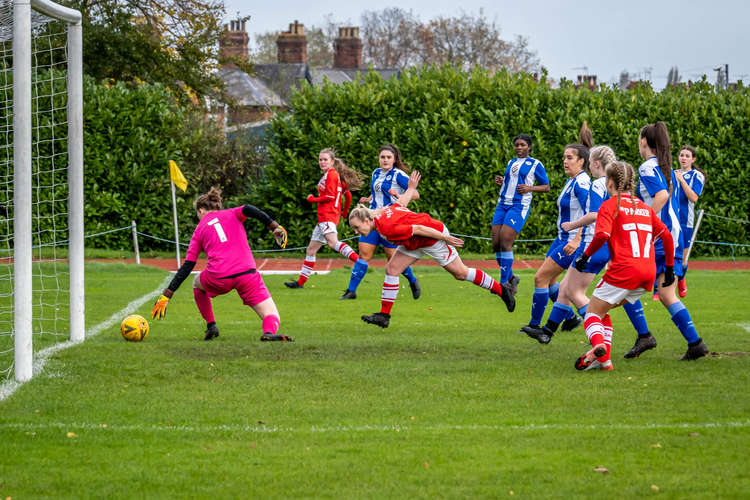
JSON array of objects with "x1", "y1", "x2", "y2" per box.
[
  {"x1": 668, "y1": 301, "x2": 700, "y2": 344},
  {"x1": 496, "y1": 251, "x2": 514, "y2": 284},
  {"x1": 623, "y1": 299, "x2": 650, "y2": 336},
  {"x1": 401, "y1": 266, "x2": 417, "y2": 284},
  {"x1": 577, "y1": 303, "x2": 588, "y2": 317},
  {"x1": 545, "y1": 302, "x2": 572, "y2": 332},
  {"x1": 548, "y1": 283, "x2": 560, "y2": 303},
  {"x1": 347, "y1": 259, "x2": 369, "y2": 292},
  {"x1": 530, "y1": 287, "x2": 549, "y2": 327}
]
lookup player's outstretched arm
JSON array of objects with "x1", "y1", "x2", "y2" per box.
[
  {"x1": 152, "y1": 260, "x2": 196, "y2": 319},
  {"x1": 241, "y1": 205, "x2": 287, "y2": 248},
  {"x1": 395, "y1": 171, "x2": 421, "y2": 207},
  {"x1": 412, "y1": 224, "x2": 464, "y2": 247}
]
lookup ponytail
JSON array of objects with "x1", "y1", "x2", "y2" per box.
[
  {"x1": 640, "y1": 121, "x2": 673, "y2": 194},
  {"x1": 380, "y1": 144, "x2": 411, "y2": 173},
  {"x1": 579, "y1": 121, "x2": 594, "y2": 148}
]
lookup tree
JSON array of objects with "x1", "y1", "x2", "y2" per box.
[
  {"x1": 667, "y1": 66, "x2": 681, "y2": 86},
  {"x1": 77, "y1": 0, "x2": 226, "y2": 98},
  {"x1": 361, "y1": 8, "x2": 539, "y2": 72},
  {"x1": 360, "y1": 8, "x2": 421, "y2": 69}
]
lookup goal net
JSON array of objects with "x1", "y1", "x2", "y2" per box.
[{"x1": 0, "y1": 0, "x2": 82, "y2": 382}]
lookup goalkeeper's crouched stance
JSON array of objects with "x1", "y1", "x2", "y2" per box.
[{"x1": 152, "y1": 186, "x2": 293, "y2": 342}]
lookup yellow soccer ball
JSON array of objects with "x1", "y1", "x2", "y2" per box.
[{"x1": 120, "y1": 314, "x2": 149, "y2": 342}]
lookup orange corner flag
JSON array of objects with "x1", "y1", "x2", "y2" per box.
[{"x1": 169, "y1": 160, "x2": 188, "y2": 192}]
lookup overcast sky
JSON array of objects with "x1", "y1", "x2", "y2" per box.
[{"x1": 223, "y1": 0, "x2": 749, "y2": 89}]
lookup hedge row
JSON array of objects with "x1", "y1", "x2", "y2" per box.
[{"x1": 261, "y1": 65, "x2": 749, "y2": 256}]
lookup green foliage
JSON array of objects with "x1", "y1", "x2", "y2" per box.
[
  {"x1": 262, "y1": 66, "x2": 750, "y2": 256},
  {"x1": 83, "y1": 78, "x2": 266, "y2": 250}
]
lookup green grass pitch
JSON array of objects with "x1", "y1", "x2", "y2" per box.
[{"x1": 0, "y1": 262, "x2": 749, "y2": 498}]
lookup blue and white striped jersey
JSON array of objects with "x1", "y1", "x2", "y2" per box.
[
  {"x1": 556, "y1": 171, "x2": 590, "y2": 242},
  {"x1": 497, "y1": 157, "x2": 549, "y2": 207},
  {"x1": 369, "y1": 167, "x2": 410, "y2": 209},
  {"x1": 675, "y1": 169, "x2": 705, "y2": 229},
  {"x1": 637, "y1": 157, "x2": 683, "y2": 254},
  {"x1": 582, "y1": 176, "x2": 609, "y2": 243}
]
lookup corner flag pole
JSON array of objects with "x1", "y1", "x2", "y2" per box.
[
  {"x1": 168, "y1": 160, "x2": 188, "y2": 270},
  {"x1": 171, "y1": 180, "x2": 181, "y2": 269}
]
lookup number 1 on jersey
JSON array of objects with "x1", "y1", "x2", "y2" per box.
[{"x1": 208, "y1": 218, "x2": 228, "y2": 242}]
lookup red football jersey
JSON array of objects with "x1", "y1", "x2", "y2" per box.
[
  {"x1": 314, "y1": 168, "x2": 343, "y2": 224},
  {"x1": 594, "y1": 194, "x2": 669, "y2": 290},
  {"x1": 374, "y1": 203, "x2": 445, "y2": 251}
]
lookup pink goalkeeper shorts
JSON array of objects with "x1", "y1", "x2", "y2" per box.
[{"x1": 199, "y1": 270, "x2": 271, "y2": 307}]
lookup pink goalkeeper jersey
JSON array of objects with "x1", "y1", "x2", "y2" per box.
[{"x1": 186, "y1": 207, "x2": 256, "y2": 276}]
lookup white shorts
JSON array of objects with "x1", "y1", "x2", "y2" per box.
[
  {"x1": 592, "y1": 279, "x2": 646, "y2": 305},
  {"x1": 311, "y1": 222, "x2": 337, "y2": 244},
  {"x1": 396, "y1": 227, "x2": 458, "y2": 267}
]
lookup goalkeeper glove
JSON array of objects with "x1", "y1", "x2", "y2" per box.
[
  {"x1": 273, "y1": 225, "x2": 288, "y2": 248},
  {"x1": 574, "y1": 253, "x2": 589, "y2": 273},
  {"x1": 662, "y1": 265, "x2": 675, "y2": 288},
  {"x1": 152, "y1": 294, "x2": 170, "y2": 320}
]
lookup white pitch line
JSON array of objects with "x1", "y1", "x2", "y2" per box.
[
  {"x1": 739, "y1": 323, "x2": 750, "y2": 333},
  {"x1": 0, "y1": 275, "x2": 172, "y2": 402},
  {"x1": 1, "y1": 420, "x2": 749, "y2": 435}
]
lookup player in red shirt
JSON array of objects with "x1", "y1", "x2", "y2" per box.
[
  {"x1": 151, "y1": 187, "x2": 292, "y2": 342},
  {"x1": 572, "y1": 161, "x2": 674, "y2": 371},
  {"x1": 285, "y1": 149, "x2": 364, "y2": 290},
  {"x1": 348, "y1": 172, "x2": 515, "y2": 328}
]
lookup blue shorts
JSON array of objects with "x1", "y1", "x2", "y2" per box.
[
  {"x1": 581, "y1": 242, "x2": 609, "y2": 274},
  {"x1": 491, "y1": 203, "x2": 530, "y2": 233},
  {"x1": 546, "y1": 237, "x2": 583, "y2": 269},
  {"x1": 359, "y1": 228, "x2": 397, "y2": 249},
  {"x1": 655, "y1": 250, "x2": 684, "y2": 278},
  {"x1": 681, "y1": 226, "x2": 694, "y2": 248}
]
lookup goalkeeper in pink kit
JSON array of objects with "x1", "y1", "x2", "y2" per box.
[{"x1": 152, "y1": 187, "x2": 293, "y2": 342}]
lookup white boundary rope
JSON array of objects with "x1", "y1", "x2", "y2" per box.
[{"x1": 0, "y1": 275, "x2": 171, "y2": 402}]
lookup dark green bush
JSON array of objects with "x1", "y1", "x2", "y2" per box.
[{"x1": 260, "y1": 65, "x2": 749, "y2": 256}]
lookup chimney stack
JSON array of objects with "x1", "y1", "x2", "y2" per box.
[
  {"x1": 219, "y1": 18, "x2": 249, "y2": 69},
  {"x1": 333, "y1": 27, "x2": 362, "y2": 69},
  {"x1": 277, "y1": 20, "x2": 307, "y2": 64}
]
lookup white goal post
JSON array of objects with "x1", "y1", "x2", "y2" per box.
[{"x1": 12, "y1": 0, "x2": 83, "y2": 382}]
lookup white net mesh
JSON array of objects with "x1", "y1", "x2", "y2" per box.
[{"x1": 0, "y1": 1, "x2": 70, "y2": 379}]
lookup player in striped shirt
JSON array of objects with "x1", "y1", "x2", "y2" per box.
[
  {"x1": 285, "y1": 149, "x2": 362, "y2": 290},
  {"x1": 349, "y1": 172, "x2": 514, "y2": 328},
  {"x1": 491, "y1": 134, "x2": 550, "y2": 297},
  {"x1": 340, "y1": 144, "x2": 421, "y2": 301},
  {"x1": 521, "y1": 143, "x2": 590, "y2": 342},
  {"x1": 633, "y1": 122, "x2": 708, "y2": 360},
  {"x1": 573, "y1": 161, "x2": 674, "y2": 371},
  {"x1": 524, "y1": 125, "x2": 654, "y2": 347},
  {"x1": 151, "y1": 187, "x2": 292, "y2": 342},
  {"x1": 674, "y1": 145, "x2": 706, "y2": 297}
]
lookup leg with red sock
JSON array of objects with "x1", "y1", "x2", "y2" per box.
[
  {"x1": 286, "y1": 256, "x2": 316, "y2": 288},
  {"x1": 465, "y1": 268, "x2": 515, "y2": 313},
  {"x1": 361, "y1": 274, "x2": 398, "y2": 328},
  {"x1": 334, "y1": 241, "x2": 359, "y2": 263},
  {"x1": 576, "y1": 312, "x2": 608, "y2": 370}
]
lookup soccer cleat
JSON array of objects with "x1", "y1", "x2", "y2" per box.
[
  {"x1": 204, "y1": 324, "x2": 220, "y2": 341},
  {"x1": 584, "y1": 359, "x2": 614, "y2": 371},
  {"x1": 509, "y1": 275, "x2": 521, "y2": 296},
  {"x1": 339, "y1": 289, "x2": 357, "y2": 300},
  {"x1": 623, "y1": 333, "x2": 657, "y2": 359},
  {"x1": 680, "y1": 340, "x2": 709, "y2": 361},
  {"x1": 260, "y1": 332, "x2": 294, "y2": 342},
  {"x1": 521, "y1": 324, "x2": 552, "y2": 344},
  {"x1": 575, "y1": 344, "x2": 607, "y2": 370},
  {"x1": 678, "y1": 278, "x2": 687, "y2": 297},
  {"x1": 492, "y1": 282, "x2": 516, "y2": 312},
  {"x1": 284, "y1": 281, "x2": 303, "y2": 289},
  {"x1": 361, "y1": 312, "x2": 390, "y2": 328},
  {"x1": 409, "y1": 279, "x2": 421, "y2": 300},
  {"x1": 652, "y1": 292, "x2": 660, "y2": 301},
  {"x1": 560, "y1": 315, "x2": 583, "y2": 332}
]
